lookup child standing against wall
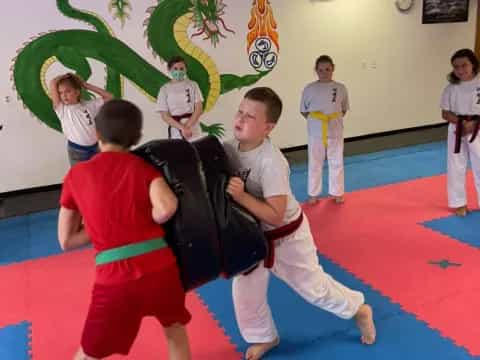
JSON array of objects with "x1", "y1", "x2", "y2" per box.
[
  {"x1": 49, "y1": 73, "x2": 113, "y2": 166},
  {"x1": 156, "y1": 56, "x2": 204, "y2": 141},
  {"x1": 300, "y1": 55, "x2": 349, "y2": 205},
  {"x1": 441, "y1": 48, "x2": 480, "y2": 216}
]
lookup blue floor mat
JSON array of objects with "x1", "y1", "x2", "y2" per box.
[
  {"x1": 423, "y1": 211, "x2": 480, "y2": 249},
  {"x1": 0, "y1": 209, "x2": 62, "y2": 265},
  {"x1": 196, "y1": 254, "x2": 479, "y2": 359},
  {"x1": 0, "y1": 322, "x2": 31, "y2": 360}
]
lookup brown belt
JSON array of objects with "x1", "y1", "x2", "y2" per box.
[{"x1": 454, "y1": 115, "x2": 480, "y2": 153}]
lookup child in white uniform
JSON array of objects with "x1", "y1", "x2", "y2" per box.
[
  {"x1": 300, "y1": 55, "x2": 349, "y2": 205},
  {"x1": 156, "y1": 56, "x2": 204, "y2": 141},
  {"x1": 49, "y1": 73, "x2": 113, "y2": 166},
  {"x1": 225, "y1": 87, "x2": 375, "y2": 360},
  {"x1": 441, "y1": 48, "x2": 480, "y2": 216}
]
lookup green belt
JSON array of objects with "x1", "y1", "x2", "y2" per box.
[{"x1": 95, "y1": 237, "x2": 167, "y2": 265}]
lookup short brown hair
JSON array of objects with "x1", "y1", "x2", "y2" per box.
[
  {"x1": 315, "y1": 55, "x2": 334, "y2": 69},
  {"x1": 167, "y1": 56, "x2": 186, "y2": 70},
  {"x1": 244, "y1": 87, "x2": 282, "y2": 124},
  {"x1": 95, "y1": 99, "x2": 142, "y2": 148}
]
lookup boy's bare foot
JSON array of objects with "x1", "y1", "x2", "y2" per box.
[
  {"x1": 334, "y1": 195, "x2": 345, "y2": 204},
  {"x1": 307, "y1": 196, "x2": 319, "y2": 205},
  {"x1": 454, "y1": 205, "x2": 468, "y2": 217},
  {"x1": 245, "y1": 338, "x2": 280, "y2": 360},
  {"x1": 355, "y1": 304, "x2": 376, "y2": 345}
]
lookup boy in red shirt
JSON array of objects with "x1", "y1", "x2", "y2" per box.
[{"x1": 58, "y1": 99, "x2": 191, "y2": 360}]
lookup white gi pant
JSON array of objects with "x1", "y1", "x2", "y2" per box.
[
  {"x1": 447, "y1": 123, "x2": 480, "y2": 208},
  {"x1": 307, "y1": 118, "x2": 344, "y2": 197},
  {"x1": 169, "y1": 117, "x2": 202, "y2": 142},
  {"x1": 232, "y1": 214, "x2": 364, "y2": 343}
]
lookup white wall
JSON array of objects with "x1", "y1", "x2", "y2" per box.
[
  {"x1": 0, "y1": 0, "x2": 477, "y2": 192},
  {"x1": 269, "y1": 0, "x2": 477, "y2": 147}
]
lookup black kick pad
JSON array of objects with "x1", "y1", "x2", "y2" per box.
[
  {"x1": 192, "y1": 136, "x2": 268, "y2": 277},
  {"x1": 133, "y1": 139, "x2": 221, "y2": 290}
]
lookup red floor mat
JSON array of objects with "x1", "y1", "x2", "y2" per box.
[
  {"x1": 0, "y1": 249, "x2": 241, "y2": 359},
  {"x1": 304, "y1": 174, "x2": 480, "y2": 355}
]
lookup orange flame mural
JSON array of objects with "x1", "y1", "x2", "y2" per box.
[{"x1": 247, "y1": 0, "x2": 279, "y2": 52}]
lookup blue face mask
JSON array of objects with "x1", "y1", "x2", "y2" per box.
[{"x1": 171, "y1": 70, "x2": 186, "y2": 81}]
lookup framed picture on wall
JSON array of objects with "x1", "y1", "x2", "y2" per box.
[{"x1": 422, "y1": 0, "x2": 469, "y2": 24}]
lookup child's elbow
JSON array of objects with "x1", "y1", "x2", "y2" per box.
[
  {"x1": 58, "y1": 236, "x2": 69, "y2": 251},
  {"x1": 153, "y1": 197, "x2": 178, "y2": 224}
]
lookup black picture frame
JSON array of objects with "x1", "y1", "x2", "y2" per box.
[{"x1": 422, "y1": 0, "x2": 469, "y2": 24}]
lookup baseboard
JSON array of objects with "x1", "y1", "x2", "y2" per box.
[
  {"x1": 281, "y1": 122, "x2": 447, "y2": 153},
  {"x1": 1, "y1": 184, "x2": 61, "y2": 198}
]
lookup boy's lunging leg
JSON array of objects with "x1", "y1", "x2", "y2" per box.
[
  {"x1": 272, "y1": 217, "x2": 375, "y2": 344},
  {"x1": 164, "y1": 323, "x2": 191, "y2": 360},
  {"x1": 233, "y1": 265, "x2": 279, "y2": 360}
]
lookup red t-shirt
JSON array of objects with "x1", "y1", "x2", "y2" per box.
[{"x1": 60, "y1": 151, "x2": 177, "y2": 284}]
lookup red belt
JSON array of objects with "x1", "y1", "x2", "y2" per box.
[
  {"x1": 263, "y1": 212, "x2": 304, "y2": 268},
  {"x1": 243, "y1": 212, "x2": 304, "y2": 275},
  {"x1": 454, "y1": 115, "x2": 480, "y2": 153}
]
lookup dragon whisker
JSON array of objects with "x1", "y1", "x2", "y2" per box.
[{"x1": 217, "y1": 17, "x2": 235, "y2": 34}]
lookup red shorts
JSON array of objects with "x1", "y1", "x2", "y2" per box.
[{"x1": 81, "y1": 266, "x2": 191, "y2": 358}]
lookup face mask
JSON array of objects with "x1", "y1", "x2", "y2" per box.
[{"x1": 171, "y1": 70, "x2": 186, "y2": 81}]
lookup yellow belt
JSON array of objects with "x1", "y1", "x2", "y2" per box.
[{"x1": 309, "y1": 111, "x2": 342, "y2": 147}]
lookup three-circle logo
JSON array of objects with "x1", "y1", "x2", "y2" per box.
[{"x1": 249, "y1": 37, "x2": 278, "y2": 72}]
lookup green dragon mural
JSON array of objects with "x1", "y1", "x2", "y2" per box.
[{"x1": 12, "y1": 0, "x2": 279, "y2": 137}]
